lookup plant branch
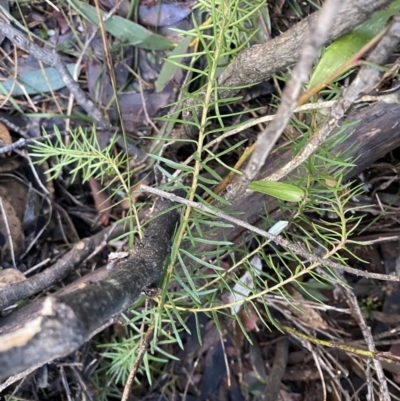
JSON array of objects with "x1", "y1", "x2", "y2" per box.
[
  {"x1": 141, "y1": 185, "x2": 400, "y2": 282},
  {"x1": 121, "y1": 326, "x2": 155, "y2": 401}
]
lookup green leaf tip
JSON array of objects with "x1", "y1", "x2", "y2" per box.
[
  {"x1": 309, "y1": 0, "x2": 400, "y2": 88},
  {"x1": 248, "y1": 181, "x2": 305, "y2": 202}
]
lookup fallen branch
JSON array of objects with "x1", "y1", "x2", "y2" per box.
[
  {"x1": 0, "y1": 224, "x2": 123, "y2": 310},
  {"x1": 265, "y1": 337, "x2": 289, "y2": 401},
  {"x1": 0, "y1": 196, "x2": 179, "y2": 380},
  {"x1": 266, "y1": 11, "x2": 400, "y2": 182}
]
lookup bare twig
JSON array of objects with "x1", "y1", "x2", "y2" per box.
[
  {"x1": 310, "y1": 348, "x2": 326, "y2": 401},
  {"x1": 66, "y1": 1, "x2": 122, "y2": 131},
  {"x1": 227, "y1": 0, "x2": 341, "y2": 199},
  {"x1": 69, "y1": 365, "x2": 96, "y2": 401},
  {"x1": 23, "y1": 258, "x2": 51, "y2": 277},
  {"x1": 93, "y1": 0, "x2": 124, "y2": 133},
  {"x1": 266, "y1": 12, "x2": 400, "y2": 182},
  {"x1": 342, "y1": 285, "x2": 390, "y2": 400},
  {"x1": 0, "y1": 115, "x2": 28, "y2": 138},
  {"x1": 59, "y1": 366, "x2": 73, "y2": 401},
  {"x1": 0, "y1": 365, "x2": 43, "y2": 392},
  {"x1": 121, "y1": 326, "x2": 155, "y2": 401},
  {"x1": 0, "y1": 16, "x2": 111, "y2": 129},
  {"x1": 0, "y1": 223, "x2": 121, "y2": 310},
  {"x1": 141, "y1": 185, "x2": 400, "y2": 282}
]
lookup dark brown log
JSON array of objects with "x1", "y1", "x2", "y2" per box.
[
  {"x1": 0, "y1": 197, "x2": 180, "y2": 380},
  {"x1": 197, "y1": 101, "x2": 400, "y2": 250},
  {"x1": 0, "y1": 225, "x2": 122, "y2": 310}
]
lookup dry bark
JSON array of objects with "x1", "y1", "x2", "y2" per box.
[{"x1": 0, "y1": 224, "x2": 123, "y2": 310}]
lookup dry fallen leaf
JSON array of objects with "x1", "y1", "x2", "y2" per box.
[
  {"x1": 120, "y1": 179, "x2": 148, "y2": 210},
  {"x1": 287, "y1": 287, "x2": 330, "y2": 330},
  {"x1": 0, "y1": 122, "x2": 11, "y2": 145},
  {"x1": 0, "y1": 122, "x2": 12, "y2": 157},
  {"x1": 239, "y1": 303, "x2": 260, "y2": 332},
  {"x1": 88, "y1": 177, "x2": 111, "y2": 226},
  {"x1": 0, "y1": 197, "x2": 25, "y2": 260},
  {"x1": 0, "y1": 268, "x2": 26, "y2": 290}
]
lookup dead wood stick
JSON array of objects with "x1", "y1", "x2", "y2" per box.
[
  {"x1": 0, "y1": 196, "x2": 179, "y2": 380},
  {"x1": 0, "y1": 16, "x2": 111, "y2": 129},
  {"x1": 228, "y1": 0, "x2": 341, "y2": 198},
  {"x1": 0, "y1": 224, "x2": 122, "y2": 310},
  {"x1": 178, "y1": 0, "x2": 394, "y2": 143}
]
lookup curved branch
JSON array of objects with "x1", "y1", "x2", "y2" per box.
[{"x1": 0, "y1": 197, "x2": 180, "y2": 381}]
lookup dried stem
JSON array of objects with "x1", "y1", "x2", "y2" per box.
[
  {"x1": 266, "y1": 12, "x2": 400, "y2": 182},
  {"x1": 227, "y1": 0, "x2": 342, "y2": 199}
]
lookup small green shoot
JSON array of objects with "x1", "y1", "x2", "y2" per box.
[
  {"x1": 249, "y1": 180, "x2": 305, "y2": 202},
  {"x1": 309, "y1": 0, "x2": 400, "y2": 87}
]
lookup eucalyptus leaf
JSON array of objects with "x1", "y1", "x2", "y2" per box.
[
  {"x1": 309, "y1": 0, "x2": 400, "y2": 88},
  {"x1": 249, "y1": 181, "x2": 305, "y2": 202},
  {"x1": 70, "y1": 0, "x2": 174, "y2": 51},
  {"x1": 155, "y1": 36, "x2": 192, "y2": 93},
  {"x1": 0, "y1": 64, "x2": 77, "y2": 96},
  {"x1": 148, "y1": 154, "x2": 194, "y2": 171}
]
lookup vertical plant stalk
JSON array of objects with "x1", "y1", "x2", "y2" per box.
[
  {"x1": 341, "y1": 285, "x2": 390, "y2": 400},
  {"x1": 226, "y1": 0, "x2": 342, "y2": 200},
  {"x1": 158, "y1": 1, "x2": 231, "y2": 302},
  {"x1": 93, "y1": 0, "x2": 142, "y2": 242},
  {"x1": 121, "y1": 326, "x2": 155, "y2": 401}
]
